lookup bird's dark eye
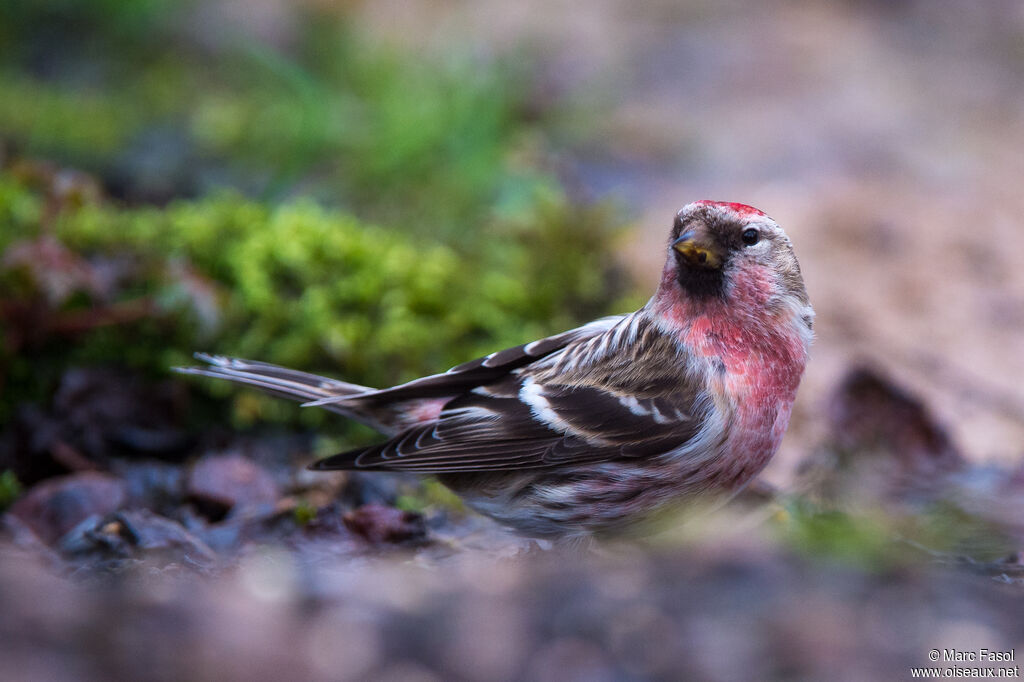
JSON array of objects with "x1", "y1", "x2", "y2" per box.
[{"x1": 741, "y1": 228, "x2": 760, "y2": 246}]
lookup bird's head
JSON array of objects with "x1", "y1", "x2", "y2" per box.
[{"x1": 663, "y1": 200, "x2": 810, "y2": 314}]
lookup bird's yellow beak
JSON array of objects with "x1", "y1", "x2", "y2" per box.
[{"x1": 672, "y1": 230, "x2": 723, "y2": 269}]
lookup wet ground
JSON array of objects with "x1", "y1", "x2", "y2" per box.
[{"x1": 2, "y1": 531, "x2": 1023, "y2": 682}]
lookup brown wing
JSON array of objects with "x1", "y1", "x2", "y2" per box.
[{"x1": 311, "y1": 315, "x2": 709, "y2": 473}]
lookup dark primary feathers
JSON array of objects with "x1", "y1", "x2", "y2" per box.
[{"x1": 175, "y1": 354, "x2": 372, "y2": 412}]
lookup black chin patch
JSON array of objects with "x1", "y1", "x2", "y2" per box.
[{"x1": 675, "y1": 254, "x2": 726, "y2": 299}]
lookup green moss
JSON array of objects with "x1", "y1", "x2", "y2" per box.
[
  {"x1": 0, "y1": 172, "x2": 628, "y2": 438},
  {"x1": 0, "y1": 470, "x2": 21, "y2": 511},
  {"x1": 293, "y1": 499, "x2": 317, "y2": 527},
  {"x1": 776, "y1": 499, "x2": 899, "y2": 569},
  {"x1": 0, "y1": 2, "x2": 628, "y2": 444},
  {"x1": 395, "y1": 478, "x2": 466, "y2": 515},
  {"x1": 775, "y1": 494, "x2": 1020, "y2": 570},
  {"x1": 0, "y1": 73, "x2": 146, "y2": 158},
  {"x1": 906, "y1": 500, "x2": 1015, "y2": 563}
]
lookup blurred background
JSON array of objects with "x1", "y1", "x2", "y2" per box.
[{"x1": 2, "y1": 1, "x2": 1024, "y2": 680}]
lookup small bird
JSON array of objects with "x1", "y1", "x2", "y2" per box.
[{"x1": 178, "y1": 201, "x2": 813, "y2": 538}]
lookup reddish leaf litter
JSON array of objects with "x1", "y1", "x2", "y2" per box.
[{"x1": 343, "y1": 503, "x2": 429, "y2": 545}]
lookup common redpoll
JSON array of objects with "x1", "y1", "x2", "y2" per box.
[{"x1": 178, "y1": 201, "x2": 813, "y2": 537}]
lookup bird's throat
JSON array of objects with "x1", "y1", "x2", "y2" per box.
[{"x1": 674, "y1": 261, "x2": 726, "y2": 299}]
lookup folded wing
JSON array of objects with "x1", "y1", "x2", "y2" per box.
[{"x1": 312, "y1": 315, "x2": 707, "y2": 473}]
